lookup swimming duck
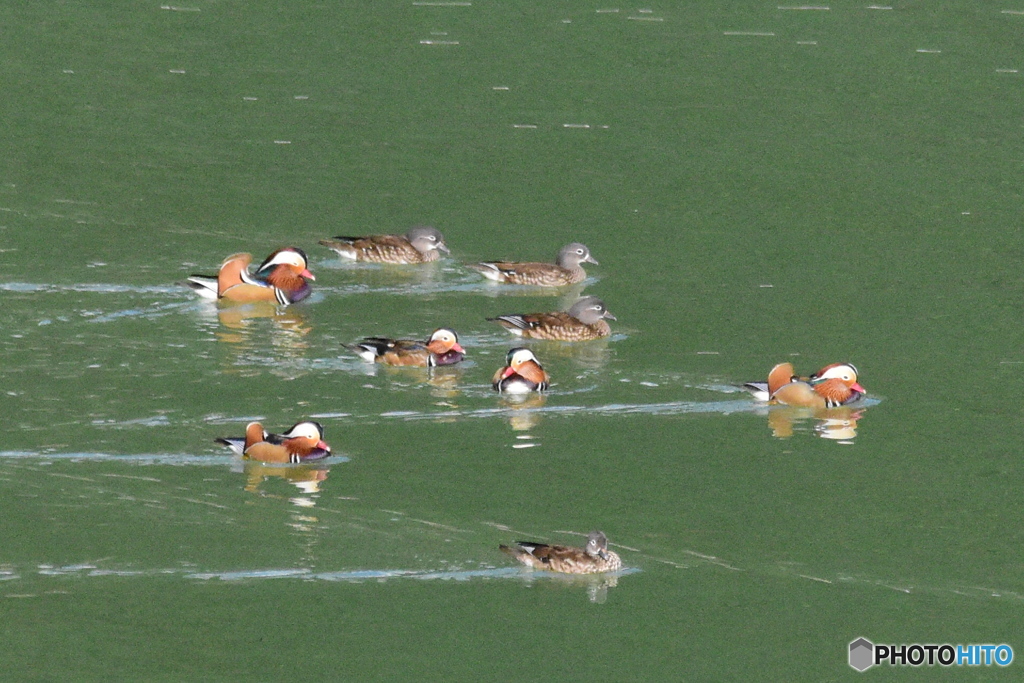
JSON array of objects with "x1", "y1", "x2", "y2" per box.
[
  {"x1": 488, "y1": 296, "x2": 615, "y2": 341},
  {"x1": 319, "y1": 226, "x2": 448, "y2": 264},
  {"x1": 744, "y1": 362, "x2": 866, "y2": 408},
  {"x1": 500, "y1": 531, "x2": 622, "y2": 574},
  {"x1": 468, "y1": 242, "x2": 598, "y2": 286},
  {"x1": 185, "y1": 248, "x2": 314, "y2": 305},
  {"x1": 493, "y1": 347, "x2": 550, "y2": 393},
  {"x1": 216, "y1": 420, "x2": 332, "y2": 464},
  {"x1": 349, "y1": 328, "x2": 465, "y2": 367}
]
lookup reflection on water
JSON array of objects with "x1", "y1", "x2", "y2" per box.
[
  {"x1": 765, "y1": 406, "x2": 865, "y2": 442},
  {"x1": 239, "y1": 460, "x2": 331, "y2": 499},
  {"x1": 195, "y1": 301, "x2": 313, "y2": 375},
  {"x1": 500, "y1": 393, "x2": 547, "y2": 432},
  {"x1": 506, "y1": 567, "x2": 625, "y2": 604},
  {"x1": 523, "y1": 338, "x2": 612, "y2": 372}
]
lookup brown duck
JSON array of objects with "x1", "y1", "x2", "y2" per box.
[
  {"x1": 468, "y1": 242, "x2": 598, "y2": 286},
  {"x1": 488, "y1": 296, "x2": 615, "y2": 341},
  {"x1": 319, "y1": 226, "x2": 448, "y2": 264},
  {"x1": 500, "y1": 531, "x2": 623, "y2": 574}
]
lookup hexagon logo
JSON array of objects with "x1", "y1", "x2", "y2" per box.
[{"x1": 849, "y1": 638, "x2": 875, "y2": 671}]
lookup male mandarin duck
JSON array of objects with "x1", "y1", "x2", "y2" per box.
[
  {"x1": 500, "y1": 531, "x2": 623, "y2": 574},
  {"x1": 318, "y1": 226, "x2": 448, "y2": 264},
  {"x1": 744, "y1": 362, "x2": 866, "y2": 408},
  {"x1": 468, "y1": 242, "x2": 598, "y2": 286},
  {"x1": 185, "y1": 248, "x2": 314, "y2": 305},
  {"x1": 216, "y1": 421, "x2": 331, "y2": 464},
  {"x1": 349, "y1": 328, "x2": 465, "y2": 367},
  {"x1": 493, "y1": 347, "x2": 550, "y2": 393},
  {"x1": 488, "y1": 296, "x2": 616, "y2": 341}
]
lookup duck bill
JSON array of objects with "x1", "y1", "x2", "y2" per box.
[
  {"x1": 585, "y1": 256, "x2": 599, "y2": 265},
  {"x1": 437, "y1": 242, "x2": 450, "y2": 254},
  {"x1": 604, "y1": 311, "x2": 617, "y2": 321},
  {"x1": 452, "y1": 342, "x2": 465, "y2": 353},
  {"x1": 501, "y1": 366, "x2": 516, "y2": 379},
  {"x1": 851, "y1": 382, "x2": 866, "y2": 394},
  {"x1": 300, "y1": 268, "x2": 315, "y2": 281},
  {"x1": 316, "y1": 440, "x2": 331, "y2": 452}
]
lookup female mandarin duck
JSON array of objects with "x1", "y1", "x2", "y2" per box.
[
  {"x1": 488, "y1": 296, "x2": 615, "y2": 341},
  {"x1": 318, "y1": 226, "x2": 448, "y2": 264},
  {"x1": 500, "y1": 531, "x2": 623, "y2": 574},
  {"x1": 744, "y1": 362, "x2": 866, "y2": 408},
  {"x1": 349, "y1": 328, "x2": 465, "y2": 367},
  {"x1": 185, "y1": 248, "x2": 314, "y2": 305},
  {"x1": 216, "y1": 421, "x2": 331, "y2": 464},
  {"x1": 468, "y1": 242, "x2": 598, "y2": 286},
  {"x1": 493, "y1": 347, "x2": 550, "y2": 393}
]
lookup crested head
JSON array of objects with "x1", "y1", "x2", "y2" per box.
[
  {"x1": 567, "y1": 296, "x2": 616, "y2": 324},
  {"x1": 258, "y1": 247, "x2": 309, "y2": 271},
  {"x1": 282, "y1": 420, "x2": 326, "y2": 442},
  {"x1": 405, "y1": 226, "x2": 448, "y2": 254},
  {"x1": 506, "y1": 346, "x2": 540, "y2": 368},
  {"x1": 556, "y1": 242, "x2": 597, "y2": 268},
  {"x1": 813, "y1": 363, "x2": 859, "y2": 383},
  {"x1": 427, "y1": 327, "x2": 464, "y2": 353}
]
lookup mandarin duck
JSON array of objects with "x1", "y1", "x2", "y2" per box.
[
  {"x1": 185, "y1": 248, "x2": 314, "y2": 305},
  {"x1": 468, "y1": 242, "x2": 598, "y2": 286},
  {"x1": 216, "y1": 421, "x2": 332, "y2": 464},
  {"x1": 318, "y1": 226, "x2": 448, "y2": 264},
  {"x1": 488, "y1": 296, "x2": 615, "y2": 341},
  {"x1": 349, "y1": 328, "x2": 465, "y2": 367},
  {"x1": 744, "y1": 362, "x2": 866, "y2": 408},
  {"x1": 500, "y1": 531, "x2": 623, "y2": 574},
  {"x1": 493, "y1": 347, "x2": 550, "y2": 393}
]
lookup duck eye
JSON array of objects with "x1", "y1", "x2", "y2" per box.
[{"x1": 428, "y1": 235, "x2": 436, "y2": 241}]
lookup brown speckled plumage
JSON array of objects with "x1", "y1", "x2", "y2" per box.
[
  {"x1": 469, "y1": 242, "x2": 597, "y2": 286},
  {"x1": 488, "y1": 296, "x2": 615, "y2": 341},
  {"x1": 319, "y1": 226, "x2": 448, "y2": 264},
  {"x1": 500, "y1": 531, "x2": 622, "y2": 574}
]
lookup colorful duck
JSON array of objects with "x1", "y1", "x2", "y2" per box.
[
  {"x1": 216, "y1": 421, "x2": 332, "y2": 464},
  {"x1": 468, "y1": 242, "x2": 598, "y2": 286},
  {"x1": 318, "y1": 226, "x2": 448, "y2": 264},
  {"x1": 744, "y1": 362, "x2": 866, "y2": 408},
  {"x1": 500, "y1": 531, "x2": 623, "y2": 574},
  {"x1": 349, "y1": 328, "x2": 465, "y2": 367},
  {"x1": 185, "y1": 248, "x2": 314, "y2": 305},
  {"x1": 493, "y1": 347, "x2": 550, "y2": 393},
  {"x1": 488, "y1": 296, "x2": 615, "y2": 341}
]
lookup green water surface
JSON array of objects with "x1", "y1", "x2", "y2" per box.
[{"x1": 3, "y1": 2, "x2": 1024, "y2": 680}]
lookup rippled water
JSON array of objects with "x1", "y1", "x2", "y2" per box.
[{"x1": 5, "y1": 2, "x2": 1024, "y2": 679}]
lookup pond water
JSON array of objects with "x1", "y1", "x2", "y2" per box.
[{"x1": 3, "y1": 2, "x2": 1024, "y2": 679}]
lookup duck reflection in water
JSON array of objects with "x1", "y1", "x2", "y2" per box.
[
  {"x1": 194, "y1": 301, "x2": 312, "y2": 374},
  {"x1": 500, "y1": 392, "x2": 547, "y2": 431},
  {"x1": 241, "y1": 461, "x2": 331, "y2": 499},
  {"x1": 765, "y1": 406, "x2": 865, "y2": 440},
  {"x1": 513, "y1": 569, "x2": 622, "y2": 604}
]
